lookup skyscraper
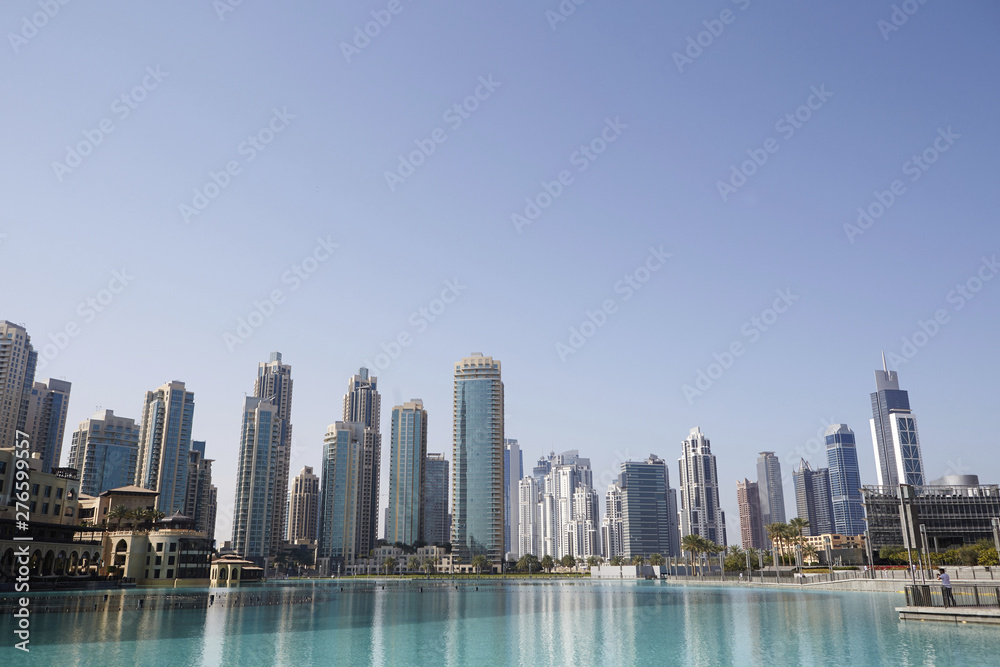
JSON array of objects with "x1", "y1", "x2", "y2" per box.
[
  {"x1": 678, "y1": 427, "x2": 727, "y2": 546},
  {"x1": 524, "y1": 450, "x2": 598, "y2": 559},
  {"x1": 870, "y1": 355, "x2": 925, "y2": 487},
  {"x1": 620, "y1": 455, "x2": 678, "y2": 558},
  {"x1": 343, "y1": 367, "x2": 381, "y2": 559},
  {"x1": 601, "y1": 482, "x2": 624, "y2": 559},
  {"x1": 319, "y1": 421, "x2": 364, "y2": 570},
  {"x1": 422, "y1": 453, "x2": 450, "y2": 545},
  {"x1": 793, "y1": 459, "x2": 834, "y2": 536},
  {"x1": 756, "y1": 451, "x2": 786, "y2": 526},
  {"x1": 0, "y1": 321, "x2": 38, "y2": 448},
  {"x1": 135, "y1": 381, "x2": 195, "y2": 514},
  {"x1": 68, "y1": 409, "x2": 140, "y2": 496},
  {"x1": 288, "y1": 466, "x2": 320, "y2": 543},
  {"x1": 452, "y1": 353, "x2": 504, "y2": 564},
  {"x1": 23, "y1": 379, "x2": 72, "y2": 473},
  {"x1": 518, "y1": 475, "x2": 541, "y2": 557},
  {"x1": 185, "y1": 440, "x2": 216, "y2": 544},
  {"x1": 825, "y1": 423, "x2": 865, "y2": 536},
  {"x1": 254, "y1": 352, "x2": 294, "y2": 557},
  {"x1": 232, "y1": 397, "x2": 281, "y2": 565},
  {"x1": 386, "y1": 400, "x2": 427, "y2": 546},
  {"x1": 503, "y1": 439, "x2": 523, "y2": 558},
  {"x1": 736, "y1": 478, "x2": 766, "y2": 549}
]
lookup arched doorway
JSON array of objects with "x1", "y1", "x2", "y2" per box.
[
  {"x1": 42, "y1": 550, "x2": 55, "y2": 576},
  {"x1": 0, "y1": 548, "x2": 14, "y2": 580}
]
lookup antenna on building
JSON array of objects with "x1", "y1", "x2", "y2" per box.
[{"x1": 881, "y1": 349, "x2": 887, "y2": 372}]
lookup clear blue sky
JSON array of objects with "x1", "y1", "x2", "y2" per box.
[{"x1": 3, "y1": 1, "x2": 998, "y2": 545}]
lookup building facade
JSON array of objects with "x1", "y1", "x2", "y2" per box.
[
  {"x1": 756, "y1": 451, "x2": 786, "y2": 526},
  {"x1": 288, "y1": 466, "x2": 320, "y2": 543},
  {"x1": 601, "y1": 482, "x2": 624, "y2": 559},
  {"x1": 231, "y1": 397, "x2": 281, "y2": 565},
  {"x1": 793, "y1": 459, "x2": 834, "y2": 536},
  {"x1": 870, "y1": 357, "x2": 925, "y2": 487},
  {"x1": 452, "y1": 353, "x2": 504, "y2": 564},
  {"x1": 254, "y1": 352, "x2": 294, "y2": 557},
  {"x1": 620, "y1": 455, "x2": 679, "y2": 559},
  {"x1": 319, "y1": 421, "x2": 364, "y2": 570},
  {"x1": 386, "y1": 400, "x2": 427, "y2": 545},
  {"x1": 422, "y1": 453, "x2": 450, "y2": 545},
  {"x1": 0, "y1": 321, "x2": 37, "y2": 449},
  {"x1": 23, "y1": 378, "x2": 72, "y2": 473},
  {"x1": 184, "y1": 440, "x2": 216, "y2": 545},
  {"x1": 135, "y1": 381, "x2": 195, "y2": 514},
  {"x1": 343, "y1": 368, "x2": 381, "y2": 560},
  {"x1": 504, "y1": 439, "x2": 523, "y2": 558},
  {"x1": 518, "y1": 475, "x2": 541, "y2": 557},
  {"x1": 736, "y1": 478, "x2": 766, "y2": 550},
  {"x1": 825, "y1": 423, "x2": 865, "y2": 536},
  {"x1": 67, "y1": 409, "x2": 140, "y2": 497},
  {"x1": 678, "y1": 427, "x2": 726, "y2": 546}
]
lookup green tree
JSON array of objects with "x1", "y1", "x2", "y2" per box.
[
  {"x1": 408, "y1": 556, "x2": 421, "y2": 573},
  {"x1": 631, "y1": 554, "x2": 646, "y2": 566},
  {"x1": 108, "y1": 505, "x2": 131, "y2": 530},
  {"x1": 517, "y1": 554, "x2": 540, "y2": 573},
  {"x1": 649, "y1": 553, "x2": 665, "y2": 567},
  {"x1": 609, "y1": 555, "x2": 624, "y2": 566},
  {"x1": 586, "y1": 556, "x2": 600, "y2": 568},
  {"x1": 801, "y1": 545, "x2": 818, "y2": 566},
  {"x1": 560, "y1": 554, "x2": 577, "y2": 569},
  {"x1": 471, "y1": 555, "x2": 489, "y2": 574},
  {"x1": 540, "y1": 555, "x2": 555, "y2": 573},
  {"x1": 382, "y1": 556, "x2": 397, "y2": 575},
  {"x1": 422, "y1": 557, "x2": 436, "y2": 575}
]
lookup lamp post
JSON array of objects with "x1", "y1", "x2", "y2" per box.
[
  {"x1": 919, "y1": 524, "x2": 930, "y2": 584},
  {"x1": 824, "y1": 535, "x2": 833, "y2": 577}
]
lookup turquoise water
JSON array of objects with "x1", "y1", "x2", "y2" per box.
[{"x1": 3, "y1": 580, "x2": 999, "y2": 666}]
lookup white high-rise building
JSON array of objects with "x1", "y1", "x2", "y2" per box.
[
  {"x1": 232, "y1": 397, "x2": 281, "y2": 565},
  {"x1": 677, "y1": 427, "x2": 727, "y2": 546},
  {"x1": 602, "y1": 482, "x2": 624, "y2": 559},
  {"x1": 518, "y1": 476, "x2": 540, "y2": 557},
  {"x1": 0, "y1": 321, "x2": 37, "y2": 450},
  {"x1": 870, "y1": 355, "x2": 925, "y2": 487},
  {"x1": 504, "y1": 439, "x2": 523, "y2": 558},
  {"x1": 521, "y1": 450, "x2": 596, "y2": 559},
  {"x1": 254, "y1": 352, "x2": 293, "y2": 557},
  {"x1": 135, "y1": 381, "x2": 195, "y2": 514},
  {"x1": 343, "y1": 368, "x2": 381, "y2": 560},
  {"x1": 288, "y1": 466, "x2": 320, "y2": 543}
]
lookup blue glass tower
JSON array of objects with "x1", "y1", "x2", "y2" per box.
[
  {"x1": 453, "y1": 353, "x2": 504, "y2": 564},
  {"x1": 386, "y1": 400, "x2": 427, "y2": 545},
  {"x1": 870, "y1": 354, "x2": 925, "y2": 487},
  {"x1": 825, "y1": 424, "x2": 865, "y2": 536}
]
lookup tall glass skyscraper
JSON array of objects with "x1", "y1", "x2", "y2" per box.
[
  {"x1": 452, "y1": 353, "x2": 504, "y2": 564},
  {"x1": 678, "y1": 427, "x2": 726, "y2": 546},
  {"x1": 254, "y1": 352, "x2": 293, "y2": 558},
  {"x1": 24, "y1": 378, "x2": 72, "y2": 473},
  {"x1": 421, "y1": 453, "x2": 450, "y2": 545},
  {"x1": 825, "y1": 423, "x2": 865, "y2": 535},
  {"x1": 232, "y1": 397, "x2": 281, "y2": 565},
  {"x1": 620, "y1": 455, "x2": 679, "y2": 558},
  {"x1": 793, "y1": 459, "x2": 834, "y2": 536},
  {"x1": 319, "y1": 421, "x2": 364, "y2": 571},
  {"x1": 386, "y1": 400, "x2": 427, "y2": 545},
  {"x1": 870, "y1": 355, "x2": 925, "y2": 487},
  {"x1": 135, "y1": 381, "x2": 195, "y2": 514},
  {"x1": 0, "y1": 320, "x2": 38, "y2": 449},
  {"x1": 736, "y1": 478, "x2": 766, "y2": 549},
  {"x1": 68, "y1": 409, "x2": 139, "y2": 496},
  {"x1": 756, "y1": 451, "x2": 786, "y2": 526},
  {"x1": 343, "y1": 367, "x2": 381, "y2": 559},
  {"x1": 503, "y1": 439, "x2": 523, "y2": 558}
]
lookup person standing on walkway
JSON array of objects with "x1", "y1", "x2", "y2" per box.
[{"x1": 937, "y1": 568, "x2": 956, "y2": 607}]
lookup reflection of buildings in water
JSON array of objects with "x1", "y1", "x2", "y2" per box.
[
  {"x1": 680, "y1": 588, "x2": 737, "y2": 664},
  {"x1": 601, "y1": 584, "x2": 638, "y2": 664}
]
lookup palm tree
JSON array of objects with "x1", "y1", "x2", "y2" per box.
[
  {"x1": 681, "y1": 534, "x2": 703, "y2": 575},
  {"x1": 517, "y1": 554, "x2": 540, "y2": 574},
  {"x1": 649, "y1": 553, "x2": 665, "y2": 567},
  {"x1": 149, "y1": 509, "x2": 165, "y2": 523},
  {"x1": 560, "y1": 554, "x2": 577, "y2": 570},
  {"x1": 423, "y1": 557, "x2": 436, "y2": 576},
  {"x1": 765, "y1": 523, "x2": 786, "y2": 567},
  {"x1": 801, "y1": 544, "x2": 818, "y2": 566},
  {"x1": 540, "y1": 554, "x2": 555, "y2": 573},
  {"x1": 471, "y1": 555, "x2": 489, "y2": 575},
  {"x1": 408, "y1": 556, "x2": 420, "y2": 574},
  {"x1": 382, "y1": 556, "x2": 397, "y2": 576},
  {"x1": 586, "y1": 556, "x2": 600, "y2": 569},
  {"x1": 108, "y1": 505, "x2": 130, "y2": 530},
  {"x1": 631, "y1": 554, "x2": 645, "y2": 566},
  {"x1": 609, "y1": 555, "x2": 623, "y2": 567}
]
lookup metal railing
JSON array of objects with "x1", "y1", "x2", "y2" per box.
[{"x1": 904, "y1": 584, "x2": 1000, "y2": 608}]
